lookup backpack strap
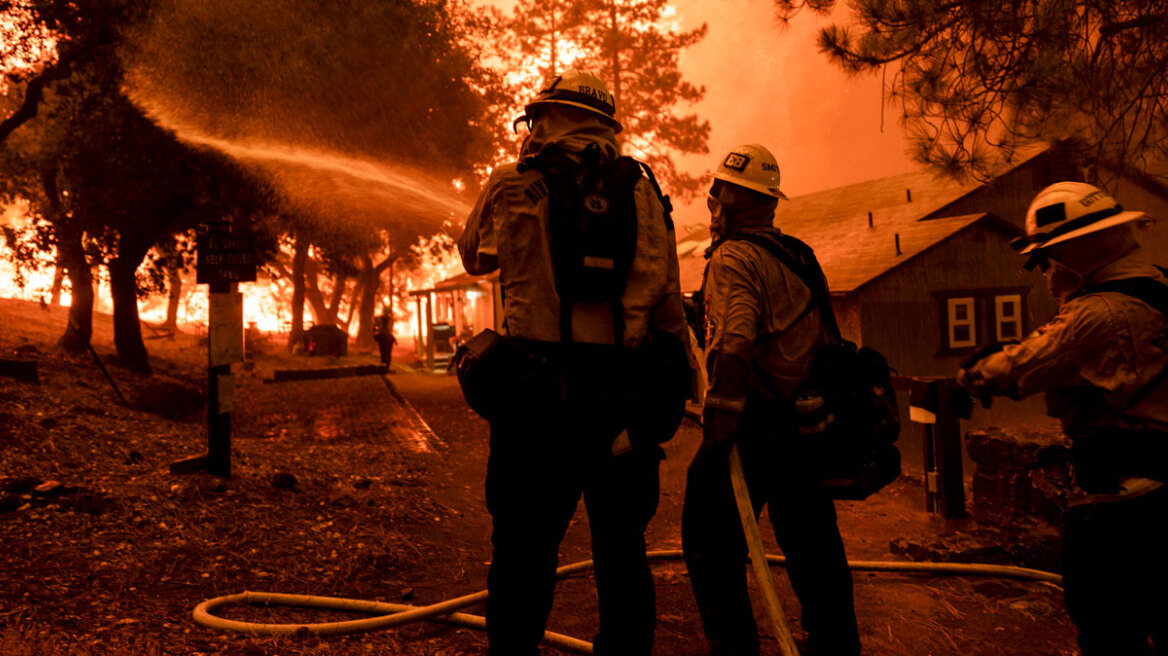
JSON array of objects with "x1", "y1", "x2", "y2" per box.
[
  {"x1": 1075, "y1": 275, "x2": 1168, "y2": 409},
  {"x1": 636, "y1": 161, "x2": 674, "y2": 231},
  {"x1": 729, "y1": 232, "x2": 843, "y2": 342}
]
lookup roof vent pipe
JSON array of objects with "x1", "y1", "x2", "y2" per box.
[
  {"x1": 868, "y1": 211, "x2": 873, "y2": 228},
  {"x1": 895, "y1": 233, "x2": 902, "y2": 255},
  {"x1": 906, "y1": 188, "x2": 912, "y2": 202}
]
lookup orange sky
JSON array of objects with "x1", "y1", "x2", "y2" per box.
[{"x1": 482, "y1": 0, "x2": 919, "y2": 226}]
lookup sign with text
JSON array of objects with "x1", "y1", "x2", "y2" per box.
[{"x1": 197, "y1": 227, "x2": 256, "y2": 285}]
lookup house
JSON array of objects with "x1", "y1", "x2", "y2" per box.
[
  {"x1": 408, "y1": 272, "x2": 500, "y2": 370},
  {"x1": 676, "y1": 147, "x2": 1168, "y2": 442}
]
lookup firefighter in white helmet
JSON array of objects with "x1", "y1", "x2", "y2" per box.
[
  {"x1": 457, "y1": 69, "x2": 695, "y2": 656},
  {"x1": 683, "y1": 144, "x2": 861, "y2": 656},
  {"x1": 958, "y1": 181, "x2": 1167, "y2": 655}
]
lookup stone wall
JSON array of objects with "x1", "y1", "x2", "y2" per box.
[{"x1": 965, "y1": 427, "x2": 1072, "y2": 526}]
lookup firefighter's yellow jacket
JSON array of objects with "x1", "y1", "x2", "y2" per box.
[{"x1": 457, "y1": 115, "x2": 692, "y2": 357}]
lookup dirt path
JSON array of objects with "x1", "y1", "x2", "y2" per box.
[{"x1": 0, "y1": 299, "x2": 1077, "y2": 655}]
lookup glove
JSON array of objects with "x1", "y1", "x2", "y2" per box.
[
  {"x1": 697, "y1": 406, "x2": 742, "y2": 461},
  {"x1": 960, "y1": 340, "x2": 1019, "y2": 371},
  {"x1": 949, "y1": 387, "x2": 975, "y2": 420}
]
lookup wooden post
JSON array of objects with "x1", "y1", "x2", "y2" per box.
[
  {"x1": 899, "y1": 376, "x2": 967, "y2": 519},
  {"x1": 933, "y1": 383, "x2": 966, "y2": 519},
  {"x1": 207, "y1": 281, "x2": 241, "y2": 478}
]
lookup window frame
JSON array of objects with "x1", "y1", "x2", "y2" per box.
[
  {"x1": 994, "y1": 293, "x2": 1024, "y2": 342},
  {"x1": 932, "y1": 287, "x2": 1030, "y2": 358},
  {"x1": 947, "y1": 297, "x2": 977, "y2": 349}
]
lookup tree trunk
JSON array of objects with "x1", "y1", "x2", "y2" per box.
[
  {"x1": 108, "y1": 257, "x2": 151, "y2": 374},
  {"x1": 387, "y1": 259, "x2": 395, "y2": 321},
  {"x1": 45, "y1": 167, "x2": 92, "y2": 352},
  {"x1": 304, "y1": 257, "x2": 327, "y2": 325},
  {"x1": 57, "y1": 223, "x2": 93, "y2": 353},
  {"x1": 50, "y1": 265, "x2": 64, "y2": 307},
  {"x1": 289, "y1": 234, "x2": 308, "y2": 351},
  {"x1": 326, "y1": 272, "x2": 349, "y2": 326},
  {"x1": 354, "y1": 255, "x2": 380, "y2": 349},
  {"x1": 162, "y1": 257, "x2": 182, "y2": 331},
  {"x1": 609, "y1": 0, "x2": 621, "y2": 126}
]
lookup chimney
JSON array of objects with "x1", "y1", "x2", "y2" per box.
[
  {"x1": 868, "y1": 211, "x2": 873, "y2": 228},
  {"x1": 895, "y1": 233, "x2": 902, "y2": 255},
  {"x1": 906, "y1": 188, "x2": 912, "y2": 202}
]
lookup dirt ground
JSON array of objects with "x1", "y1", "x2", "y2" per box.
[{"x1": 1, "y1": 298, "x2": 1078, "y2": 655}]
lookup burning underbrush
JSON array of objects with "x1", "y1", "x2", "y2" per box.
[{"x1": 0, "y1": 299, "x2": 481, "y2": 656}]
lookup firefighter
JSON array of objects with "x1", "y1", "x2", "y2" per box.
[
  {"x1": 958, "y1": 182, "x2": 1167, "y2": 655},
  {"x1": 682, "y1": 144, "x2": 861, "y2": 656},
  {"x1": 457, "y1": 69, "x2": 694, "y2": 656},
  {"x1": 373, "y1": 312, "x2": 395, "y2": 367}
]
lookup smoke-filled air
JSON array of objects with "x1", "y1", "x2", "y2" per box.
[
  {"x1": 3, "y1": 2, "x2": 1167, "y2": 655},
  {"x1": 124, "y1": 0, "x2": 483, "y2": 234}
]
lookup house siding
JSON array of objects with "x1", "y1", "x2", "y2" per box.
[
  {"x1": 1113, "y1": 177, "x2": 1168, "y2": 265},
  {"x1": 925, "y1": 158, "x2": 1048, "y2": 229},
  {"x1": 857, "y1": 222, "x2": 1061, "y2": 469}
]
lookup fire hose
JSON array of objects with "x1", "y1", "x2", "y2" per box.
[{"x1": 193, "y1": 445, "x2": 1064, "y2": 655}]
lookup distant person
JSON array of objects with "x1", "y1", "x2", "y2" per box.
[
  {"x1": 457, "y1": 69, "x2": 694, "y2": 656},
  {"x1": 958, "y1": 182, "x2": 1167, "y2": 655},
  {"x1": 682, "y1": 144, "x2": 861, "y2": 656},
  {"x1": 373, "y1": 313, "x2": 395, "y2": 367}
]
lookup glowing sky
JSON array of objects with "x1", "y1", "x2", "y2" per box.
[{"x1": 483, "y1": 0, "x2": 919, "y2": 226}]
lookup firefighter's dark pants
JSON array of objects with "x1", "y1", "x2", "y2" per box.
[
  {"x1": 1063, "y1": 484, "x2": 1167, "y2": 655},
  {"x1": 484, "y1": 357, "x2": 662, "y2": 656},
  {"x1": 682, "y1": 402, "x2": 860, "y2": 656}
]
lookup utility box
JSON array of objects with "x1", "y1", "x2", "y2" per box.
[{"x1": 306, "y1": 325, "x2": 348, "y2": 357}]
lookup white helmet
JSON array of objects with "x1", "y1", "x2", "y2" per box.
[
  {"x1": 712, "y1": 143, "x2": 788, "y2": 200},
  {"x1": 522, "y1": 69, "x2": 622, "y2": 133},
  {"x1": 1012, "y1": 182, "x2": 1146, "y2": 256}
]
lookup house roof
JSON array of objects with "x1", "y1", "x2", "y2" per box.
[
  {"x1": 676, "y1": 164, "x2": 1032, "y2": 293},
  {"x1": 410, "y1": 271, "x2": 496, "y2": 295}
]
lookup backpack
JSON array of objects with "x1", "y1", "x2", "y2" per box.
[
  {"x1": 518, "y1": 142, "x2": 645, "y2": 345},
  {"x1": 1073, "y1": 268, "x2": 1168, "y2": 412},
  {"x1": 728, "y1": 232, "x2": 902, "y2": 500}
]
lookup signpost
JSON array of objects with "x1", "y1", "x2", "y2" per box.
[{"x1": 172, "y1": 223, "x2": 255, "y2": 478}]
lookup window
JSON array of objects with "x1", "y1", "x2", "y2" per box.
[
  {"x1": 933, "y1": 287, "x2": 1029, "y2": 357},
  {"x1": 947, "y1": 297, "x2": 977, "y2": 348},
  {"x1": 995, "y1": 294, "x2": 1023, "y2": 341}
]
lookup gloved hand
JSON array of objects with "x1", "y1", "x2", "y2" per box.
[
  {"x1": 960, "y1": 340, "x2": 1019, "y2": 371},
  {"x1": 949, "y1": 386, "x2": 975, "y2": 419},
  {"x1": 697, "y1": 406, "x2": 742, "y2": 461},
  {"x1": 955, "y1": 369, "x2": 994, "y2": 414}
]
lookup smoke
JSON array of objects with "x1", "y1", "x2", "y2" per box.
[{"x1": 123, "y1": 0, "x2": 480, "y2": 235}]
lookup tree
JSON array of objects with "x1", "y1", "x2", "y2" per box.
[
  {"x1": 775, "y1": 0, "x2": 1168, "y2": 182},
  {"x1": 128, "y1": 0, "x2": 502, "y2": 347},
  {"x1": 582, "y1": 0, "x2": 712, "y2": 197},
  {"x1": 0, "y1": 1, "x2": 140, "y2": 145},
  {"x1": 502, "y1": 0, "x2": 711, "y2": 199}
]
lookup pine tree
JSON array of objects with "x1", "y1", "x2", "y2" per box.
[
  {"x1": 775, "y1": 0, "x2": 1168, "y2": 183},
  {"x1": 505, "y1": 0, "x2": 711, "y2": 200}
]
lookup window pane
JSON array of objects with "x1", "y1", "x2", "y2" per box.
[
  {"x1": 954, "y1": 325, "x2": 971, "y2": 343},
  {"x1": 947, "y1": 297, "x2": 977, "y2": 349},
  {"x1": 995, "y1": 294, "x2": 1023, "y2": 343}
]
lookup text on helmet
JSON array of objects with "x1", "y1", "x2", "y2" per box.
[
  {"x1": 1078, "y1": 190, "x2": 1108, "y2": 207},
  {"x1": 723, "y1": 153, "x2": 750, "y2": 172},
  {"x1": 578, "y1": 85, "x2": 612, "y2": 105}
]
